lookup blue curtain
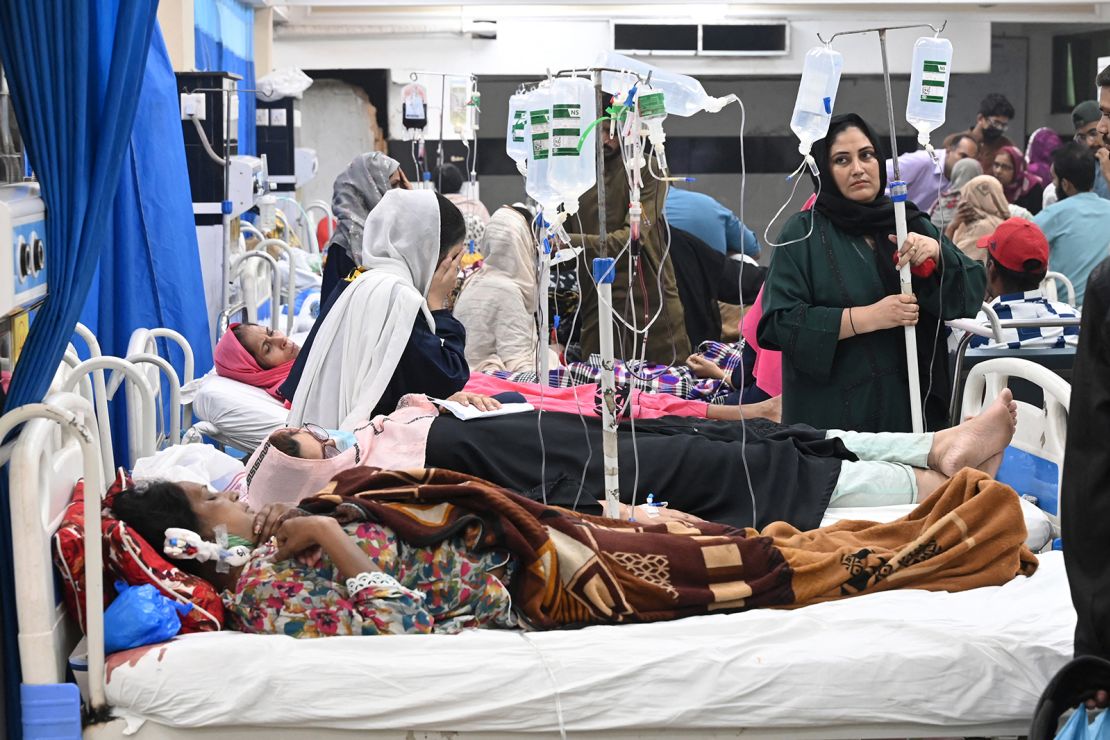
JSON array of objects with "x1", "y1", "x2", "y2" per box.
[
  {"x1": 80, "y1": 27, "x2": 216, "y2": 468},
  {"x1": 195, "y1": 0, "x2": 256, "y2": 156},
  {"x1": 0, "y1": 2, "x2": 158, "y2": 736}
]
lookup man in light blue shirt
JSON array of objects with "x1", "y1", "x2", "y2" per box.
[
  {"x1": 663, "y1": 187, "x2": 760, "y2": 257},
  {"x1": 885, "y1": 133, "x2": 979, "y2": 212},
  {"x1": 1069, "y1": 100, "x2": 1110, "y2": 201},
  {"x1": 1035, "y1": 143, "x2": 1110, "y2": 305}
]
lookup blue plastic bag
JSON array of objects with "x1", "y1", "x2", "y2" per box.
[
  {"x1": 1056, "y1": 705, "x2": 1110, "y2": 739},
  {"x1": 103, "y1": 581, "x2": 192, "y2": 654}
]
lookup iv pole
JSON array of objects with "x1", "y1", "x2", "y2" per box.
[
  {"x1": 518, "y1": 66, "x2": 641, "y2": 519},
  {"x1": 594, "y1": 67, "x2": 619, "y2": 518},
  {"x1": 815, "y1": 21, "x2": 947, "y2": 435}
]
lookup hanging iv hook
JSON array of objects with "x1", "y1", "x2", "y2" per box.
[{"x1": 816, "y1": 20, "x2": 947, "y2": 46}]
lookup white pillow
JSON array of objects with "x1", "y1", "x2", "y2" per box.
[
  {"x1": 189, "y1": 371, "x2": 288, "y2": 452},
  {"x1": 133, "y1": 444, "x2": 244, "y2": 490}
]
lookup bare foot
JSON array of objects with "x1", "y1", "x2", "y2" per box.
[
  {"x1": 979, "y1": 450, "x2": 1004, "y2": 479},
  {"x1": 929, "y1": 389, "x2": 1017, "y2": 477}
]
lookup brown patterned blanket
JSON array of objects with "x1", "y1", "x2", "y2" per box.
[{"x1": 298, "y1": 467, "x2": 1038, "y2": 628}]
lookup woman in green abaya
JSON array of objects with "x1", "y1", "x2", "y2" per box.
[{"x1": 758, "y1": 113, "x2": 986, "y2": 433}]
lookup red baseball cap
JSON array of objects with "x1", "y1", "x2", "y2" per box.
[{"x1": 977, "y1": 217, "x2": 1049, "y2": 273}]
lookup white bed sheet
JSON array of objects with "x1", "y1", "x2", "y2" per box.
[{"x1": 105, "y1": 553, "x2": 1074, "y2": 735}]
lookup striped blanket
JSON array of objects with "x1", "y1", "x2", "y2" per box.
[
  {"x1": 299, "y1": 467, "x2": 1037, "y2": 628},
  {"x1": 485, "y1": 340, "x2": 747, "y2": 404}
]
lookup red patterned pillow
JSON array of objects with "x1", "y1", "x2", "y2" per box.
[{"x1": 52, "y1": 472, "x2": 224, "y2": 634}]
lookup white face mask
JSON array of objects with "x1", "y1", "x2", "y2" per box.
[{"x1": 323, "y1": 429, "x2": 358, "y2": 458}]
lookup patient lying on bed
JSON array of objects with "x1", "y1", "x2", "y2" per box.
[
  {"x1": 110, "y1": 442, "x2": 1036, "y2": 639},
  {"x1": 213, "y1": 323, "x2": 300, "y2": 401},
  {"x1": 242, "y1": 389, "x2": 1019, "y2": 532}
]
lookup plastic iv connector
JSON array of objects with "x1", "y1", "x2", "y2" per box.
[
  {"x1": 547, "y1": 75, "x2": 597, "y2": 217},
  {"x1": 637, "y1": 86, "x2": 669, "y2": 172},
  {"x1": 906, "y1": 36, "x2": 953, "y2": 151},
  {"x1": 791, "y1": 46, "x2": 844, "y2": 157},
  {"x1": 596, "y1": 52, "x2": 731, "y2": 116}
]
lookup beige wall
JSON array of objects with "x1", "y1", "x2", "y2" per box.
[
  {"x1": 254, "y1": 8, "x2": 275, "y2": 77},
  {"x1": 156, "y1": 1, "x2": 275, "y2": 78},
  {"x1": 156, "y1": 0, "x2": 195, "y2": 72}
]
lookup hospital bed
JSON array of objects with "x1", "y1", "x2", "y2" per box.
[
  {"x1": 948, "y1": 304, "x2": 1081, "y2": 426},
  {"x1": 2, "y1": 353, "x2": 1076, "y2": 739}
]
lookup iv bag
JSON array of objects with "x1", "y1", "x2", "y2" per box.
[
  {"x1": 906, "y1": 37, "x2": 954, "y2": 148},
  {"x1": 524, "y1": 85, "x2": 561, "y2": 213},
  {"x1": 448, "y1": 77, "x2": 473, "y2": 136},
  {"x1": 506, "y1": 92, "x2": 530, "y2": 169},
  {"x1": 402, "y1": 83, "x2": 428, "y2": 131},
  {"x1": 547, "y1": 76, "x2": 597, "y2": 216},
  {"x1": 791, "y1": 46, "x2": 844, "y2": 157},
  {"x1": 597, "y1": 52, "x2": 726, "y2": 116}
]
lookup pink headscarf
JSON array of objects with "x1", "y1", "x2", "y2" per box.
[
  {"x1": 997, "y1": 145, "x2": 1042, "y2": 204},
  {"x1": 1025, "y1": 128, "x2": 1063, "y2": 187},
  {"x1": 213, "y1": 323, "x2": 296, "y2": 401}
]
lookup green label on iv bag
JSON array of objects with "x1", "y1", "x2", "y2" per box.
[
  {"x1": 531, "y1": 109, "x2": 550, "y2": 160},
  {"x1": 552, "y1": 128, "x2": 580, "y2": 156},
  {"x1": 551, "y1": 103, "x2": 582, "y2": 157},
  {"x1": 919, "y1": 60, "x2": 948, "y2": 103},
  {"x1": 638, "y1": 92, "x2": 666, "y2": 119},
  {"x1": 552, "y1": 103, "x2": 582, "y2": 119},
  {"x1": 512, "y1": 111, "x2": 526, "y2": 143}
]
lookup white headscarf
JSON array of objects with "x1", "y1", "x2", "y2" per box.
[
  {"x1": 454, "y1": 207, "x2": 542, "y2": 373},
  {"x1": 288, "y1": 189, "x2": 442, "y2": 430},
  {"x1": 471, "y1": 207, "x2": 536, "y2": 304}
]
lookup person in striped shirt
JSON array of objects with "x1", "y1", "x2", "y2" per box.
[{"x1": 951, "y1": 218, "x2": 1080, "y2": 351}]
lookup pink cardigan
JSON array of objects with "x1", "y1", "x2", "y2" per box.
[{"x1": 740, "y1": 288, "x2": 783, "y2": 398}]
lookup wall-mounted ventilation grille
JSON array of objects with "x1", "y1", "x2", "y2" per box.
[{"x1": 613, "y1": 21, "x2": 789, "y2": 57}]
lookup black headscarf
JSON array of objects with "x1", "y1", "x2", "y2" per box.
[
  {"x1": 811, "y1": 113, "x2": 929, "y2": 293},
  {"x1": 811, "y1": 114, "x2": 953, "y2": 430}
]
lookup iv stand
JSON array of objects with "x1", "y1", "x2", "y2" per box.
[
  {"x1": 594, "y1": 67, "x2": 621, "y2": 519},
  {"x1": 815, "y1": 21, "x2": 947, "y2": 435}
]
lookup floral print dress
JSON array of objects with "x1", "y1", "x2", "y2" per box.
[{"x1": 225, "y1": 521, "x2": 517, "y2": 638}]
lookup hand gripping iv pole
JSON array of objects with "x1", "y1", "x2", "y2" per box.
[{"x1": 815, "y1": 21, "x2": 947, "y2": 434}]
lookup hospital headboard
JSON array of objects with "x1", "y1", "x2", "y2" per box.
[
  {"x1": 1, "y1": 392, "x2": 107, "y2": 713},
  {"x1": 961, "y1": 357, "x2": 1071, "y2": 520}
]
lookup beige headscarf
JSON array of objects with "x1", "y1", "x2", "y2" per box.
[
  {"x1": 954, "y1": 175, "x2": 1011, "y2": 262},
  {"x1": 454, "y1": 207, "x2": 542, "y2": 373}
]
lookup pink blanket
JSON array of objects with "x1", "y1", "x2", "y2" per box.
[{"x1": 464, "y1": 374, "x2": 709, "y2": 419}]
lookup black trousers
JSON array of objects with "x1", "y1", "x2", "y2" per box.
[
  {"x1": 426, "y1": 412, "x2": 850, "y2": 530},
  {"x1": 1061, "y1": 259, "x2": 1110, "y2": 661}
]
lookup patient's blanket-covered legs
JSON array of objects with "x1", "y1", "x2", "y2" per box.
[{"x1": 301, "y1": 467, "x2": 1037, "y2": 628}]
